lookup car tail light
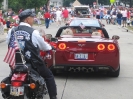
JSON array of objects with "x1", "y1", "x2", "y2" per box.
[
  {"x1": 97, "y1": 44, "x2": 105, "y2": 51},
  {"x1": 11, "y1": 81, "x2": 22, "y2": 87},
  {"x1": 108, "y1": 44, "x2": 115, "y2": 51},
  {"x1": 58, "y1": 43, "x2": 66, "y2": 50},
  {"x1": 0, "y1": 83, "x2": 6, "y2": 89}
]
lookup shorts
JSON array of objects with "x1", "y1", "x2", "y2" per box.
[
  {"x1": 56, "y1": 17, "x2": 61, "y2": 21},
  {"x1": 64, "y1": 17, "x2": 68, "y2": 22},
  {"x1": 122, "y1": 17, "x2": 127, "y2": 21},
  {"x1": 96, "y1": 15, "x2": 100, "y2": 19}
]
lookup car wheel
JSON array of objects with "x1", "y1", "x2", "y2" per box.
[{"x1": 107, "y1": 66, "x2": 120, "y2": 77}]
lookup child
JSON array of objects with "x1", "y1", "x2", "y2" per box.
[
  {"x1": 127, "y1": 19, "x2": 131, "y2": 26},
  {"x1": 6, "y1": 19, "x2": 11, "y2": 31}
]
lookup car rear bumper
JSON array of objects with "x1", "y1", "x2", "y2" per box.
[{"x1": 51, "y1": 64, "x2": 119, "y2": 72}]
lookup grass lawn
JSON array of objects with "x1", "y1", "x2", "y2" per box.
[{"x1": 127, "y1": 26, "x2": 133, "y2": 31}]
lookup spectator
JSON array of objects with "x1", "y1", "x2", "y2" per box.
[
  {"x1": 121, "y1": 8, "x2": 127, "y2": 27},
  {"x1": 100, "y1": 10, "x2": 104, "y2": 21},
  {"x1": 127, "y1": 19, "x2": 131, "y2": 26},
  {"x1": 62, "y1": 7, "x2": 69, "y2": 23},
  {"x1": 96, "y1": 9, "x2": 100, "y2": 20},
  {"x1": 37, "y1": 11, "x2": 42, "y2": 26},
  {"x1": 111, "y1": 9, "x2": 117, "y2": 25},
  {"x1": 56, "y1": 8, "x2": 62, "y2": 26},
  {"x1": 19, "y1": 8, "x2": 23, "y2": 14},
  {"x1": 117, "y1": 11, "x2": 122, "y2": 26},
  {"x1": 0, "y1": 18, "x2": 4, "y2": 35},
  {"x1": 44, "y1": 10, "x2": 50, "y2": 29},
  {"x1": 6, "y1": 19, "x2": 11, "y2": 31}
]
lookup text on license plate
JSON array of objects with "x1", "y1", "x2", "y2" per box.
[
  {"x1": 10, "y1": 86, "x2": 24, "y2": 96},
  {"x1": 75, "y1": 53, "x2": 88, "y2": 60}
]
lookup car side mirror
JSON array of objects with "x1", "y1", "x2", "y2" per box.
[
  {"x1": 112, "y1": 35, "x2": 120, "y2": 40},
  {"x1": 65, "y1": 23, "x2": 70, "y2": 26},
  {"x1": 102, "y1": 24, "x2": 105, "y2": 27},
  {"x1": 51, "y1": 38, "x2": 58, "y2": 42}
]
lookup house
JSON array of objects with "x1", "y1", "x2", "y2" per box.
[
  {"x1": 50, "y1": 0, "x2": 63, "y2": 7},
  {"x1": 72, "y1": 0, "x2": 81, "y2": 7}
]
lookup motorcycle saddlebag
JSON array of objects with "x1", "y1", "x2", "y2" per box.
[{"x1": 1, "y1": 77, "x2": 10, "y2": 98}]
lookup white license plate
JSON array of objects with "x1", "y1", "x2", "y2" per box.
[
  {"x1": 75, "y1": 53, "x2": 88, "y2": 60},
  {"x1": 10, "y1": 86, "x2": 24, "y2": 96}
]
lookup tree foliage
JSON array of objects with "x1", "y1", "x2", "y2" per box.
[
  {"x1": 0, "y1": 0, "x2": 4, "y2": 8},
  {"x1": 8, "y1": 0, "x2": 48, "y2": 12}
]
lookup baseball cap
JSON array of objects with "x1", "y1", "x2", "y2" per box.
[{"x1": 19, "y1": 9, "x2": 36, "y2": 20}]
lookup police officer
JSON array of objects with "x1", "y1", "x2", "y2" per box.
[{"x1": 6, "y1": 9, "x2": 57, "y2": 99}]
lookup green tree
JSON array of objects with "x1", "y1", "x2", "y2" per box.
[
  {"x1": 8, "y1": 0, "x2": 48, "y2": 13},
  {"x1": 0, "y1": 0, "x2": 4, "y2": 8}
]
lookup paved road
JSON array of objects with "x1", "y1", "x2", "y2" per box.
[{"x1": 0, "y1": 21, "x2": 133, "y2": 99}]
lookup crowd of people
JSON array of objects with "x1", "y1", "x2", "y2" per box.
[
  {"x1": 35, "y1": 7, "x2": 70, "y2": 29},
  {"x1": 1, "y1": 5, "x2": 133, "y2": 35},
  {"x1": 91, "y1": 6, "x2": 133, "y2": 27}
]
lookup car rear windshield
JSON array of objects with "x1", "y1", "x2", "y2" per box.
[{"x1": 70, "y1": 19, "x2": 100, "y2": 27}]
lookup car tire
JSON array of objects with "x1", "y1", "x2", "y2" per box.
[{"x1": 107, "y1": 66, "x2": 120, "y2": 77}]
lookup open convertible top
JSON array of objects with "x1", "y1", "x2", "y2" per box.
[{"x1": 55, "y1": 26, "x2": 109, "y2": 38}]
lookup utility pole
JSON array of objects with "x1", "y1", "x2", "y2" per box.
[
  {"x1": 130, "y1": 0, "x2": 132, "y2": 8},
  {"x1": 96, "y1": 0, "x2": 99, "y2": 8}
]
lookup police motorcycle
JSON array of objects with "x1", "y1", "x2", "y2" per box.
[{"x1": 0, "y1": 33, "x2": 56, "y2": 99}]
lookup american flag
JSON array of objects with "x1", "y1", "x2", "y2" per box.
[
  {"x1": 3, "y1": 32, "x2": 19, "y2": 68},
  {"x1": 80, "y1": 23, "x2": 85, "y2": 29}
]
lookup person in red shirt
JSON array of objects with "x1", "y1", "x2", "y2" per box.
[
  {"x1": 62, "y1": 7, "x2": 69, "y2": 23},
  {"x1": 44, "y1": 10, "x2": 50, "y2": 29},
  {"x1": 127, "y1": 10, "x2": 130, "y2": 19}
]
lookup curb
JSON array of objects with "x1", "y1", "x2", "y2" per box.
[{"x1": 123, "y1": 27, "x2": 133, "y2": 33}]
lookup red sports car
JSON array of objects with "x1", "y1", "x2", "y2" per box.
[{"x1": 45, "y1": 19, "x2": 120, "y2": 77}]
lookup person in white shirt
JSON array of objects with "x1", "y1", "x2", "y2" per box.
[
  {"x1": 55, "y1": 8, "x2": 62, "y2": 26},
  {"x1": 121, "y1": 8, "x2": 127, "y2": 27}
]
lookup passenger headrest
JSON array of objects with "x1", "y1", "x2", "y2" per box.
[
  {"x1": 62, "y1": 28, "x2": 73, "y2": 36},
  {"x1": 91, "y1": 32, "x2": 102, "y2": 36}
]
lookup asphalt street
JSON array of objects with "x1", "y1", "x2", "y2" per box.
[{"x1": 0, "y1": 21, "x2": 133, "y2": 99}]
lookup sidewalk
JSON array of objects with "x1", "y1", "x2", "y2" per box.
[{"x1": 0, "y1": 33, "x2": 7, "y2": 43}]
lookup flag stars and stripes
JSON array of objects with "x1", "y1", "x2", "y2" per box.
[{"x1": 3, "y1": 33, "x2": 19, "y2": 68}]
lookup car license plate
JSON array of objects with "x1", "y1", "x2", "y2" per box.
[
  {"x1": 10, "y1": 86, "x2": 24, "y2": 96},
  {"x1": 75, "y1": 53, "x2": 88, "y2": 60}
]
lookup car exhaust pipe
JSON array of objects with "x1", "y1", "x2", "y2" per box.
[
  {"x1": 75, "y1": 67, "x2": 80, "y2": 72},
  {"x1": 82, "y1": 68, "x2": 88, "y2": 72},
  {"x1": 69, "y1": 67, "x2": 75, "y2": 72},
  {"x1": 82, "y1": 67, "x2": 88, "y2": 72},
  {"x1": 88, "y1": 68, "x2": 94, "y2": 72}
]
